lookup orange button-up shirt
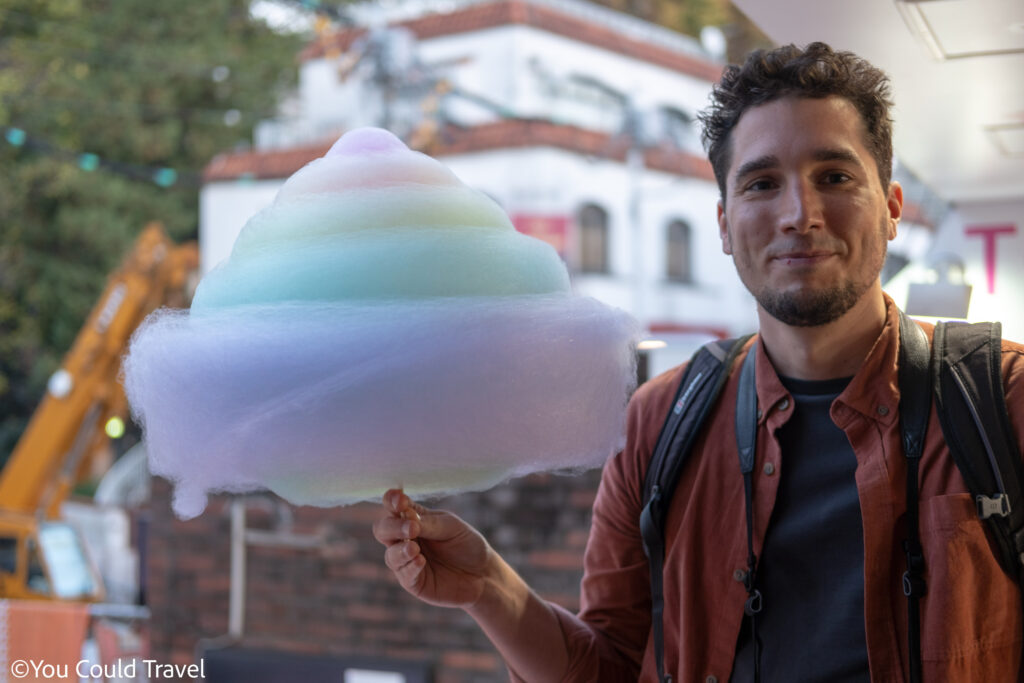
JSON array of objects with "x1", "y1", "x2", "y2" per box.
[{"x1": 545, "y1": 299, "x2": 1024, "y2": 682}]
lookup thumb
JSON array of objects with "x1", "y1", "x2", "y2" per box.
[{"x1": 413, "y1": 508, "x2": 467, "y2": 542}]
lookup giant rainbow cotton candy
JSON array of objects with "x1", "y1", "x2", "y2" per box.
[{"x1": 124, "y1": 128, "x2": 639, "y2": 518}]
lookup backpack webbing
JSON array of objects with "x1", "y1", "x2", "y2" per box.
[{"x1": 898, "y1": 309, "x2": 934, "y2": 683}]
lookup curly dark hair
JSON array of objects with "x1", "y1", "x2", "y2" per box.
[{"x1": 699, "y1": 42, "x2": 894, "y2": 202}]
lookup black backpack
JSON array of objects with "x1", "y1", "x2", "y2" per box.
[{"x1": 638, "y1": 310, "x2": 1024, "y2": 683}]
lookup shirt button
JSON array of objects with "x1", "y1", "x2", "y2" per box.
[
  {"x1": 733, "y1": 568, "x2": 747, "y2": 582},
  {"x1": 877, "y1": 404, "x2": 889, "y2": 416},
  {"x1": 707, "y1": 676, "x2": 719, "y2": 683},
  {"x1": 763, "y1": 462, "x2": 776, "y2": 476},
  {"x1": 756, "y1": 408, "x2": 763, "y2": 420},
  {"x1": 778, "y1": 397, "x2": 790, "y2": 411}
]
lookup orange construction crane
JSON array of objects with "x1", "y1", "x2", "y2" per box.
[{"x1": 0, "y1": 222, "x2": 197, "y2": 601}]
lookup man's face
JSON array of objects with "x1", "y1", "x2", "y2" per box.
[{"x1": 717, "y1": 96, "x2": 902, "y2": 327}]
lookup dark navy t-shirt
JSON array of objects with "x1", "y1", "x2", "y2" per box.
[{"x1": 730, "y1": 375, "x2": 870, "y2": 682}]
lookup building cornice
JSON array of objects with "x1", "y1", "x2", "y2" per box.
[{"x1": 202, "y1": 119, "x2": 716, "y2": 183}]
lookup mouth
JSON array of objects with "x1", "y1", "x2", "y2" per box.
[{"x1": 772, "y1": 251, "x2": 835, "y2": 266}]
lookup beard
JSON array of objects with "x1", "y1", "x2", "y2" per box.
[
  {"x1": 756, "y1": 280, "x2": 863, "y2": 327},
  {"x1": 746, "y1": 216, "x2": 889, "y2": 328}
]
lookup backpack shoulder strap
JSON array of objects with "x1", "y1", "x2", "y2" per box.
[
  {"x1": 932, "y1": 320, "x2": 1024, "y2": 581},
  {"x1": 896, "y1": 309, "x2": 932, "y2": 683},
  {"x1": 639, "y1": 333, "x2": 752, "y2": 683},
  {"x1": 641, "y1": 334, "x2": 753, "y2": 521}
]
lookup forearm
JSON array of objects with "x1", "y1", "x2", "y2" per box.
[{"x1": 465, "y1": 550, "x2": 570, "y2": 682}]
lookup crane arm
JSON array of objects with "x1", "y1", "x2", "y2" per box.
[{"x1": 0, "y1": 222, "x2": 197, "y2": 518}]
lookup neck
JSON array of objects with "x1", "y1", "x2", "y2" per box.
[{"x1": 756, "y1": 285, "x2": 888, "y2": 381}]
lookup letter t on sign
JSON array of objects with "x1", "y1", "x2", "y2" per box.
[{"x1": 965, "y1": 224, "x2": 1017, "y2": 294}]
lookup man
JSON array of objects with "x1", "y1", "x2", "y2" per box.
[{"x1": 373, "y1": 43, "x2": 1024, "y2": 681}]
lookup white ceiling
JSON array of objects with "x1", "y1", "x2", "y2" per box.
[{"x1": 732, "y1": 0, "x2": 1024, "y2": 204}]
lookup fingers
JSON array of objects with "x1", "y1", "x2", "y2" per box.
[
  {"x1": 383, "y1": 488, "x2": 424, "y2": 519},
  {"x1": 383, "y1": 488, "x2": 405, "y2": 514},
  {"x1": 376, "y1": 490, "x2": 431, "y2": 595},
  {"x1": 384, "y1": 538, "x2": 421, "y2": 571},
  {"x1": 384, "y1": 539, "x2": 427, "y2": 592},
  {"x1": 374, "y1": 488, "x2": 424, "y2": 545},
  {"x1": 373, "y1": 511, "x2": 421, "y2": 545}
]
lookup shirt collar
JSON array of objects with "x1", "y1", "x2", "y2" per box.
[
  {"x1": 835, "y1": 293, "x2": 901, "y2": 427},
  {"x1": 752, "y1": 336, "x2": 789, "y2": 426},
  {"x1": 750, "y1": 293, "x2": 903, "y2": 428}
]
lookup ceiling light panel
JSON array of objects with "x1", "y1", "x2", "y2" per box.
[{"x1": 895, "y1": 0, "x2": 1024, "y2": 59}]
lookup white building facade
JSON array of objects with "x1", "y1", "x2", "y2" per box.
[{"x1": 201, "y1": 0, "x2": 936, "y2": 378}]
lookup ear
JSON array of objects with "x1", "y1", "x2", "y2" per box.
[
  {"x1": 885, "y1": 181, "x2": 903, "y2": 241},
  {"x1": 717, "y1": 200, "x2": 733, "y2": 255}
]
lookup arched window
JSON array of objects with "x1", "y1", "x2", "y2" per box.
[
  {"x1": 577, "y1": 203, "x2": 609, "y2": 274},
  {"x1": 666, "y1": 219, "x2": 693, "y2": 283}
]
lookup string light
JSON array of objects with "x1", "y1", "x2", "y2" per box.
[
  {"x1": 2, "y1": 92, "x2": 267, "y2": 128},
  {"x1": 152, "y1": 168, "x2": 179, "y2": 188},
  {"x1": 5, "y1": 128, "x2": 26, "y2": 146},
  {"x1": 2, "y1": 125, "x2": 201, "y2": 188},
  {"x1": 77, "y1": 153, "x2": 100, "y2": 171}
]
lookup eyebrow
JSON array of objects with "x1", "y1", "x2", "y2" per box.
[
  {"x1": 813, "y1": 147, "x2": 861, "y2": 166},
  {"x1": 732, "y1": 155, "x2": 778, "y2": 184},
  {"x1": 731, "y1": 147, "x2": 864, "y2": 186}
]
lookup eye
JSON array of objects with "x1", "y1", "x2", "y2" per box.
[
  {"x1": 823, "y1": 171, "x2": 851, "y2": 185},
  {"x1": 746, "y1": 178, "x2": 777, "y2": 192}
]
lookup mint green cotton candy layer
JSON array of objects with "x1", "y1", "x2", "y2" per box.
[
  {"x1": 191, "y1": 227, "x2": 571, "y2": 311},
  {"x1": 194, "y1": 128, "x2": 574, "y2": 313},
  {"x1": 229, "y1": 186, "x2": 514, "y2": 257}
]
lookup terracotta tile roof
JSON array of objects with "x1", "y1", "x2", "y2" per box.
[
  {"x1": 202, "y1": 119, "x2": 715, "y2": 182},
  {"x1": 301, "y1": 0, "x2": 723, "y2": 82},
  {"x1": 204, "y1": 141, "x2": 332, "y2": 182}
]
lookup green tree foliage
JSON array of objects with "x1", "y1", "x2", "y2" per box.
[
  {"x1": 590, "y1": 0, "x2": 727, "y2": 36},
  {"x1": 589, "y1": 0, "x2": 771, "y2": 61},
  {"x1": 0, "y1": 0, "x2": 302, "y2": 461}
]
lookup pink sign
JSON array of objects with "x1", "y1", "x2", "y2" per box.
[
  {"x1": 511, "y1": 214, "x2": 569, "y2": 258},
  {"x1": 965, "y1": 224, "x2": 1018, "y2": 294}
]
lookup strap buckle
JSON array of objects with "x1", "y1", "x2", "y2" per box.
[
  {"x1": 902, "y1": 570, "x2": 927, "y2": 598},
  {"x1": 902, "y1": 539, "x2": 927, "y2": 598},
  {"x1": 977, "y1": 493, "x2": 1011, "y2": 519},
  {"x1": 903, "y1": 539, "x2": 926, "y2": 571},
  {"x1": 744, "y1": 589, "x2": 763, "y2": 616}
]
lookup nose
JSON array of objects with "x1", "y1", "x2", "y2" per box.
[{"x1": 777, "y1": 178, "x2": 823, "y2": 234}]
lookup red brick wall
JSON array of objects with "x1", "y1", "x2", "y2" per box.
[{"x1": 146, "y1": 470, "x2": 603, "y2": 682}]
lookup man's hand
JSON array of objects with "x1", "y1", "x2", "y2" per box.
[
  {"x1": 374, "y1": 488, "x2": 572, "y2": 681},
  {"x1": 374, "y1": 488, "x2": 494, "y2": 609}
]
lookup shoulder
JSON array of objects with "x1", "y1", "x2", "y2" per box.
[
  {"x1": 997, "y1": 336, "x2": 1024, "y2": 454},
  {"x1": 918, "y1": 319, "x2": 1024, "y2": 386},
  {"x1": 631, "y1": 364, "x2": 688, "y2": 418},
  {"x1": 1001, "y1": 336, "x2": 1024, "y2": 360},
  {"x1": 626, "y1": 364, "x2": 694, "y2": 451},
  {"x1": 1000, "y1": 335, "x2": 1024, "y2": 393},
  {"x1": 600, "y1": 363, "x2": 688, "y2": 496}
]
